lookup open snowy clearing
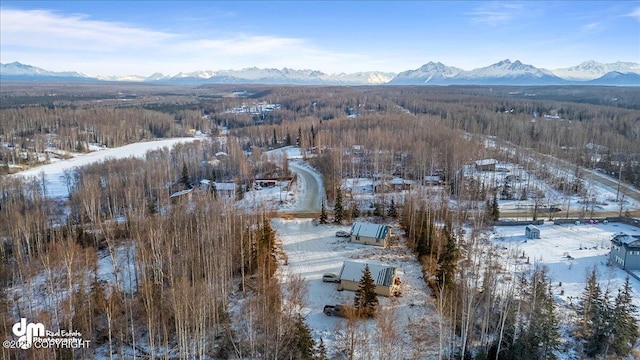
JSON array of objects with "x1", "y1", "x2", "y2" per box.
[
  {"x1": 272, "y1": 218, "x2": 441, "y2": 359},
  {"x1": 12, "y1": 138, "x2": 202, "y2": 199},
  {"x1": 491, "y1": 221, "x2": 640, "y2": 310}
]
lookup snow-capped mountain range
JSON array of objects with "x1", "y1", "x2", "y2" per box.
[
  {"x1": 552, "y1": 60, "x2": 640, "y2": 81},
  {"x1": 2, "y1": 60, "x2": 639, "y2": 85}
]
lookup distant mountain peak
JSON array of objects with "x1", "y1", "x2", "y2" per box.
[
  {"x1": 1, "y1": 62, "x2": 88, "y2": 78},
  {"x1": 390, "y1": 61, "x2": 463, "y2": 85},
  {"x1": 2, "y1": 60, "x2": 639, "y2": 86},
  {"x1": 552, "y1": 61, "x2": 640, "y2": 81}
]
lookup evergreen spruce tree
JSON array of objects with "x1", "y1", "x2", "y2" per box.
[
  {"x1": 235, "y1": 183, "x2": 245, "y2": 201},
  {"x1": 436, "y1": 221, "x2": 458, "y2": 288},
  {"x1": 310, "y1": 124, "x2": 316, "y2": 146},
  {"x1": 210, "y1": 171, "x2": 218, "y2": 199},
  {"x1": 354, "y1": 264, "x2": 379, "y2": 318},
  {"x1": 512, "y1": 267, "x2": 560, "y2": 360},
  {"x1": 584, "y1": 287, "x2": 614, "y2": 357},
  {"x1": 180, "y1": 162, "x2": 192, "y2": 189},
  {"x1": 146, "y1": 198, "x2": 157, "y2": 215},
  {"x1": 416, "y1": 209, "x2": 434, "y2": 257},
  {"x1": 577, "y1": 268, "x2": 601, "y2": 340},
  {"x1": 334, "y1": 187, "x2": 344, "y2": 223},
  {"x1": 387, "y1": 198, "x2": 397, "y2": 218},
  {"x1": 373, "y1": 202, "x2": 382, "y2": 217},
  {"x1": 491, "y1": 192, "x2": 500, "y2": 221},
  {"x1": 314, "y1": 338, "x2": 329, "y2": 360},
  {"x1": 536, "y1": 282, "x2": 560, "y2": 359},
  {"x1": 272, "y1": 128, "x2": 278, "y2": 147},
  {"x1": 610, "y1": 277, "x2": 639, "y2": 357},
  {"x1": 292, "y1": 314, "x2": 315, "y2": 359},
  {"x1": 261, "y1": 216, "x2": 275, "y2": 247},
  {"x1": 319, "y1": 199, "x2": 328, "y2": 224}
]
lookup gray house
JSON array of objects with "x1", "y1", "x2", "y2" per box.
[
  {"x1": 338, "y1": 261, "x2": 399, "y2": 297},
  {"x1": 525, "y1": 225, "x2": 540, "y2": 239},
  {"x1": 350, "y1": 222, "x2": 390, "y2": 247},
  {"x1": 609, "y1": 232, "x2": 640, "y2": 270}
]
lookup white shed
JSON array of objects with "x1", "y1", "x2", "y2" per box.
[{"x1": 525, "y1": 225, "x2": 540, "y2": 239}]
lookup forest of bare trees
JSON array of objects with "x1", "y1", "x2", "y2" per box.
[{"x1": 0, "y1": 83, "x2": 638, "y2": 358}]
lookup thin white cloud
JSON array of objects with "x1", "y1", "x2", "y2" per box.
[
  {"x1": 626, "y1": 7, "x2": 640, "y2": 21},
  {"x1": 581, "y1": 22, "x2": 603, "y2": 33},
  {"x1": 0, "y1": 9, "x2": 177, "y2": 51},
  {"x1": 0, "y1": 8, "x2": 376, "y2": 75},
  {"x1": 180, "y1": 36, "x2": 305, "y2": 56},
  {"x1": 466, "y1": 2, "x2": 525, "y2": 26}
]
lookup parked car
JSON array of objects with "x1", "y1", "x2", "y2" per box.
[
  {"x1": 335, "y1": 230, "x2": 350, "y2": 238},
  {"x1": 323, "y1": 304, "x2": 347, "y2": 317},
  {"x1": 322, "y1": 273, "x2": 340, "y2": 283}
]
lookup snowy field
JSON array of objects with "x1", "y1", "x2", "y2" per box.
[
  {"x1": 12, "y1": 138, "x2": 202, "y2": 199},
  {"x1": 272, "y1": 219, "x2": 440, "y2": 359},
  {"x1": 491, "y1": 221, "x2": 640, "y2": 310}
]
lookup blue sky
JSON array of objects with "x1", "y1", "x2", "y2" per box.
[{"x1": 1, "y1": 1, "x2": 638, "y2": 76}]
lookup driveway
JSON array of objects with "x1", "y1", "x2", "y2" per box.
[{"x1": 285, "y1": 161, "x2": 325, "y2": 216}]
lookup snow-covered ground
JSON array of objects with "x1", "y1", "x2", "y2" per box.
[
  {"x1": 7, "y1": 241, "x2": 137, "y2": 325},
  {"x1": 272, "y1": 219, "x2": 440, "y2": 359},
  {"x1": 491, "y1": 221, "x2": 640, "y2": 310},
  {"x1": 469, "y1": 162, "x2": 638, "y2": 215},
  {"x1": 12, "y1": 138, "x2": 202, "y2": 199}
]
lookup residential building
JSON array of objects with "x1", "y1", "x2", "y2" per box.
[
  {"x1": 610, "y1": 232, "x2": 640, "y2": 270},
  {"x1": 350, "y1": 222, "x2": 390, "y2": 247},
  {"x1": 475, "y1": 159, "x2": 498, "y2": 171},
  {"x1": 337, "y1": 261, "x2": 400, "y2": 297}
]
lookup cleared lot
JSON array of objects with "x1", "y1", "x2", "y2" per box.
[
  {"x1": 272, "y1": 218, "x2": 440, "y2": 358},
  {"x1": 492, "y1": 221, "x2": 640, "y2": 309}
]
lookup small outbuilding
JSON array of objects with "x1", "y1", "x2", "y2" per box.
[
  {"x1": 475, "y1": 159, "x2": 498, "y2": 172},
  {"x1": 525, "y1": 225, "x2": 540, "y2": 239},
  {"x1": 200, "y1": 180, "x2": 237, "y2": 198},
  {"x1": 338, "y1": 261, "x2": 399, "y2": 297},
  {"x1": 609, "y1": 232, "x2": 640, "y2": 271},
  {"x1": 350, "y1": 222, "x2": 390, "y2": 247}
]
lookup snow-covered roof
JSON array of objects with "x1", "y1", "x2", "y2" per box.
[
  {"x1": 215, "y1": 151, "x2": 228, "y2": 157},
  {"x1": 475, "y1": 159, "x2": 498, "y2": 166},
  {"x1": 612, "y1": 232, "x2": 640, "y2": 247},
  {"x1": 424, "y1": 175, "x2": 441, "y2": 182},
  {"x1": 215, "y1": 182, "x2": 236, "y2": 191},
  {"x1": 526, "y1": 225, "x2": 540, "y2": 231},
  {"x1": 338, "y1": 261, "x2": 396, "y2": 286},
  {"x1": 350, "y1": 222, "x2": 389, "y2": 239},
  {"x1": 200, "y1": 180, "x2": 236, "y2": 191},
  {"x1": 387, "y1": 178, "x2": 412, "y2": 186},
  {"x1": 169, "y1": 188, "x2": 193, "y2": 198}
]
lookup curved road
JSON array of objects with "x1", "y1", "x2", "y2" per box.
[{"x1": 285, "y1": 161, "x2": 325, "y2": 217}]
